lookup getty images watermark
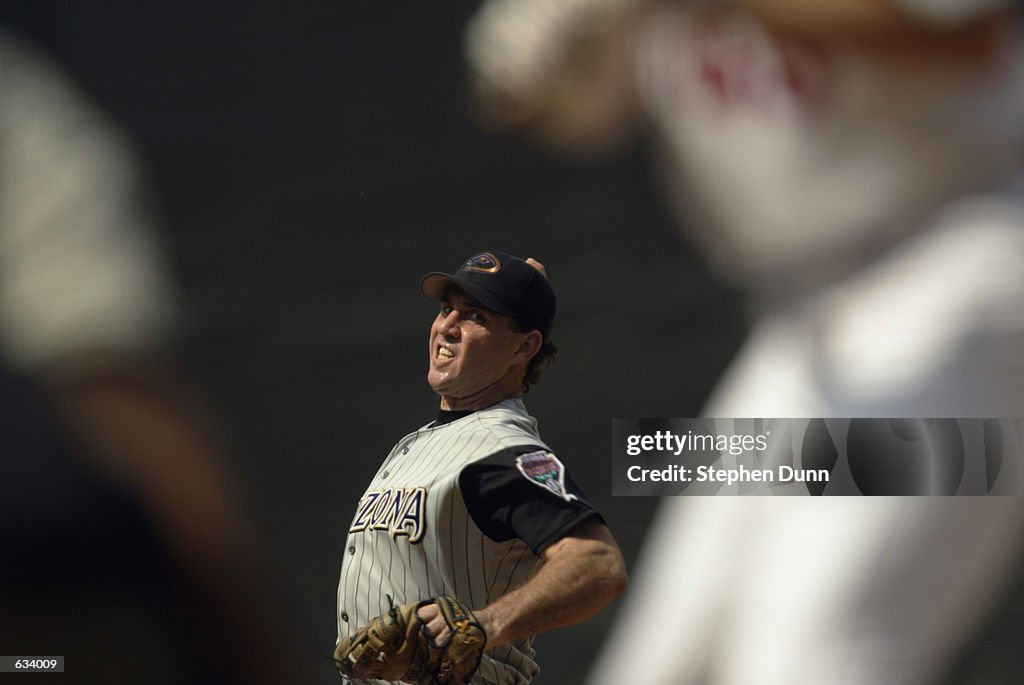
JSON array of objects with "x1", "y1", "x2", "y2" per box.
[{"x1": 612, "y1": 418, "x2": 1023, "y2": 496}]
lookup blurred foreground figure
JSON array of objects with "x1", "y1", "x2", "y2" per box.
[
  {"x1": 0, "y1": 28, "x2": 302, "y2": 684},
  {"x1": 465, "y1": 1, "x2": 1024, "y2": 683}
]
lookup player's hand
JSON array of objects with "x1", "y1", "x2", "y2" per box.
[
  {"x1": 335, "y1": 597, "x2": 486, "y2": 684},
  {"x1": 525, "y1": 257, "x2": 547, "y2": 277},
  {"x1": 416, "y1": 600, "x2": 453, "y2": 647}
]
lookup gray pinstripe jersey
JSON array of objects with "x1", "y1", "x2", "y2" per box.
[{"x1": 336, "y1": 398, "x2": 551, "y2": 685}]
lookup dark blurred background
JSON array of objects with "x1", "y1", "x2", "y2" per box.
[{"x1": 0, "y1": 1, "x2": 745, "y2": 682}]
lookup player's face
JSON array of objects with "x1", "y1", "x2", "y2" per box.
[{"x1": 427, "y1": 288, "x2": 530, "y2": 411}]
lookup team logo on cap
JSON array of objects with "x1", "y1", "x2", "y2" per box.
[
  {"x1": 515, "y1": 451, "x2": 578, "y2": 502},
  {"x1": 463, "y1": 252, "x2": 501, "y2": 273}
]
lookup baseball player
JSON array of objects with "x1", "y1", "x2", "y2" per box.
[
  {"x1": 464, "y1": 1, "x2": 1024, "y2": 684},
  {"x1": 333, "y1": 251, "x2": 627, "y2": 684}
]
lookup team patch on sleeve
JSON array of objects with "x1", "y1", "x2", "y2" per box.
[{"x1": 515, "y1": 451, "x2": 578, "y2": 502}]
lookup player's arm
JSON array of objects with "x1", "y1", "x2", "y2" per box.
[
  {"x1": 483, "y1": 517, "x2": 628, "y2": 647},
  {"x1": 419, "y1": 516, "x2": 627, "y2": 648},
  {"x1": 422, "y1": 448, "x2": 629, "y2": 647},
  {"x1": 465, "y1": 0, "x2": 653, "y2": 155}
]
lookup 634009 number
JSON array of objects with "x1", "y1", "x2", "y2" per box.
[{"x1": 16, "y1": 660, "x2": 58, "y2": 669}]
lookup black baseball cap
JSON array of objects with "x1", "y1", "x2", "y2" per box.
[{"x1": 420, "y1": 251, "x2": 556, "y2": 339}]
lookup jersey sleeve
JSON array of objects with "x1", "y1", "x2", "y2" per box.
[{"x1": 458, "y1": 446, "x2": 603, "y2": 556}]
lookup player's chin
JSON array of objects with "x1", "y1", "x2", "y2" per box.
[{"x1": 427, "y1": 368, "x2": 454, "y2": 393}]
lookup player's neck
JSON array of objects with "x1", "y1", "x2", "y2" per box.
[{"x1": 438, "y1": 377, "x2": 523, "y2": 412}]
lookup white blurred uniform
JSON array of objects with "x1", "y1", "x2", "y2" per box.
[
  {"x1": 0, "y1": 28, "x2": 178, "y2": 373},
  {"x1": 633, "y1": 4, "x2": 1024, "y2": 420},
  {"x1": 466, "y1": 1, "x2": 1024, "y2": 683}
]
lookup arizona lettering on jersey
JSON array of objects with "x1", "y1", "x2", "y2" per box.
[{"x1": 349, "y1": 487, "x2": 427, "y2": 543}]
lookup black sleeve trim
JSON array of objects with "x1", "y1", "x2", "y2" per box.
[{"x1": 458, "y1": 446, "x2": 603, "y2": 556}]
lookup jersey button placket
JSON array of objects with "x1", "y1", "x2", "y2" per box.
[{"x1": 383, "y1": 435, "x2": 414, "y2": 470}]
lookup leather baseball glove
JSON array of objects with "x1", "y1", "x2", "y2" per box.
[{"x1": 333, "y1": 595, "x2": 487, "y2": 684}]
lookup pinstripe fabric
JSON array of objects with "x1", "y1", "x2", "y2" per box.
[{"x1": 337, "y1": 398, "x2": 549, "y2": 685}]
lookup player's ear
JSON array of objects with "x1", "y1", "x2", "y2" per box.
[{"x1": 514, "y1": 330, "x2": 543, "y2": 363}]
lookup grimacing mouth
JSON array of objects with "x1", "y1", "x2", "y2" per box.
[{"x1": 436, "y1": 342, "x2": 455, "y2": 360}]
